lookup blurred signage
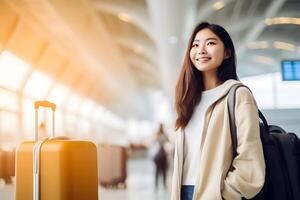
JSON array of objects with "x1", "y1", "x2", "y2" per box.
[{"x1": 281, "y1": 60, "x2": 300, "y2": 81}]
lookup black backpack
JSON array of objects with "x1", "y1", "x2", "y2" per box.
[{"x1": 227, "y1": 83, "x2": 300, "y2": 200}]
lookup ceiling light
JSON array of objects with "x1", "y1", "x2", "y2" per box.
[
  {"x1": 247, "y1": 41, "x2": 269, "y2": 49},
  {"x1": 265, "y1": 17, "x2": 300, "y2": 25},
  {"x1": 118, "y1": 13, "x2": 131, "y2": 22},
  {"x1": 273, "y1": 41, "x2": 295, "y2": 51},
  {"x1": 265, "y1": 18, "x2": 273, "y2": 26},
  {"x1": 254, "y1": 55, "x2": 277, "y2": 66},
  {"x1": 213, "y1": 1, "x2": 225, "y2": 10}
]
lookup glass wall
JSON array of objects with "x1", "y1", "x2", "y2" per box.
[
  {"x1": 241, "y1": 72, "x2": 300, "y2": 109},
  {"x1": 0, "y1": 50, "x2": 128, "y2": 148}
]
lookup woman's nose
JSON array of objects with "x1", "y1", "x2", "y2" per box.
[{"x1": 197, "y1": 45, "x2": 207, "y2": 54}]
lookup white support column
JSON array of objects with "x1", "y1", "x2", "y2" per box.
[{"x1": 146, "y1": 0, "x2": 198, "y2": 96}]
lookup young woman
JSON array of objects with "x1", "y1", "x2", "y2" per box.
[{"x1": 171, "y1": 22, "x2": 265, "y2": 200}]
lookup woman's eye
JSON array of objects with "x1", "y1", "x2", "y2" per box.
[
  {"x1": 207, "y1": 41, "x2": 215, "y2": 45},
  {"x1": 192, "y1": 43, "x2": 198, "y2": 47}
]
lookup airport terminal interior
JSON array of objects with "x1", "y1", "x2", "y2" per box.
[{"x1": 0, "y1": 0, "x2": 300, "y2": 199}]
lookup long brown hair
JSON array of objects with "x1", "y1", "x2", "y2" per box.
[{"x1": 175, "y1": 22, "x2": 238, "y2": 131}]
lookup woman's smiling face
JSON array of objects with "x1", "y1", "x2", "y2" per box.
[{"x1": 190, "y1": 28, "x2": 229, "y2": 73}]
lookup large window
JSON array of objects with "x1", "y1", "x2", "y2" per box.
[
  {"x1": 76, "y1": 119, "x2": 91, "y2": 139},
  {"x1": 241, "y1": 73, "x2": 275, "y2": 109},
  {"x1": 65, "y1": 94, "x2": 82, "y2": 114},
  {"x1": 275, "y1": 73, "x2": 300, "y2": 108},
  {"x1": 0, "y1": 51, "x2": 128, "y2": 143},
  {"x1": 241, "y1": 72, "x2": 300, "y2": 109},
  {"x1": 95, "y1": 106, "x2": 125, "y2": 129},
  {"x1": 48, "y1": 83, "x2": 71, "y2": 108},
  {"x1": 64, "y1": 113, "x2": 78, "y2": 136},
  {"x1": 22, "y1": 98, "x2": 35, "y2": 138},
  {"x1": 0, "y1": 111, "x2": 18, "y2": 136},
  {"x1": 79, "y1": 99, "x2": 94, "y2": 118},
  {"x1": 23, "y1": 70, "x2": 53, "y2": 99},
  {"x1": 0, "y1": 50, "x2": 29, "y2": 91},
  {"x1": 0, "y1": 88, "x2": 18, "y2": 112}
]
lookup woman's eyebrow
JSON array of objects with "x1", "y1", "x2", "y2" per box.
[
  {"x1": 193, "y1": 37, "x2": 218, "y2": 42},
  {"x1": 205, "y1": 37, "x2": 218, "y2": 41}
]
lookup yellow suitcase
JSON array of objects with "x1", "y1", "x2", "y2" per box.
[
  {"x1": 15, "y1": 101, "x2": 98, "y2": 200},
  {"x1": 98, "y1": 145, "x2": 127, "y2": 188},
  {"x1": 0, "y1": 150, "x2": 3, "y2": 182},
  {"x1": 0, "y1": 149, "x2": 15, "y2": 184}
]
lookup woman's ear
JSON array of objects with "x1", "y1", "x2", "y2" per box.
[{"x1": 224, "y1": 49, "x2": 231, "y2": 59}]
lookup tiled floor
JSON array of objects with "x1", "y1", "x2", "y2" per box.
[
  {"x1": 100, "y1": 157, "x2": 171, "y2": 200},
  {"x1": 0, "y1": 181, "x2": 15, "y2": 200},
  {"x1": 0, "y1": 157, "x2": 171, "y2": 200}
]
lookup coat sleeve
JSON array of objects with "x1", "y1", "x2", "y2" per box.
[{"x1": 222, "y1": 87, "x2": 266, "y2": 200}]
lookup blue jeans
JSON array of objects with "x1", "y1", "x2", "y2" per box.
[{"x1": 181, "y1": 185, "x2": 194, "y2": 200}]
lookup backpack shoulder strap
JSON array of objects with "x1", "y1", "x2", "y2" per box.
[
  {"x1": 227, "y1": 83, "x2": 244, "y2": 158},
  {"x1": 228, "y1": 83, "x2": 268, "y2": 158}
]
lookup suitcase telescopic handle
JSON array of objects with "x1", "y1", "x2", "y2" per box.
[
  {"x1": 34, "y1": 100, "x2": 56, "y2": 111},
  {"x1": 34, "y1": 100, "x2": 56, "y2": 141}
]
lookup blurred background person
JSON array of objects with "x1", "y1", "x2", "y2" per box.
[{"x1": 152, "y1": 123, "x2": 169, "y2": 190}]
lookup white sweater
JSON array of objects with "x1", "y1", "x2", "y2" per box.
[{"x1": 182, "y1": 80, "x2": 231, "y2": 185}]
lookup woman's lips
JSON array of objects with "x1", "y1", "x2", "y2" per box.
[{"x1": 196, "y1": 57, "x2": 211, "y2": 62}]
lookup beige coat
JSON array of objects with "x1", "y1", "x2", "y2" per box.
[{"x1": 171, "y1": 80, "x2": 265, "y2": 200}]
